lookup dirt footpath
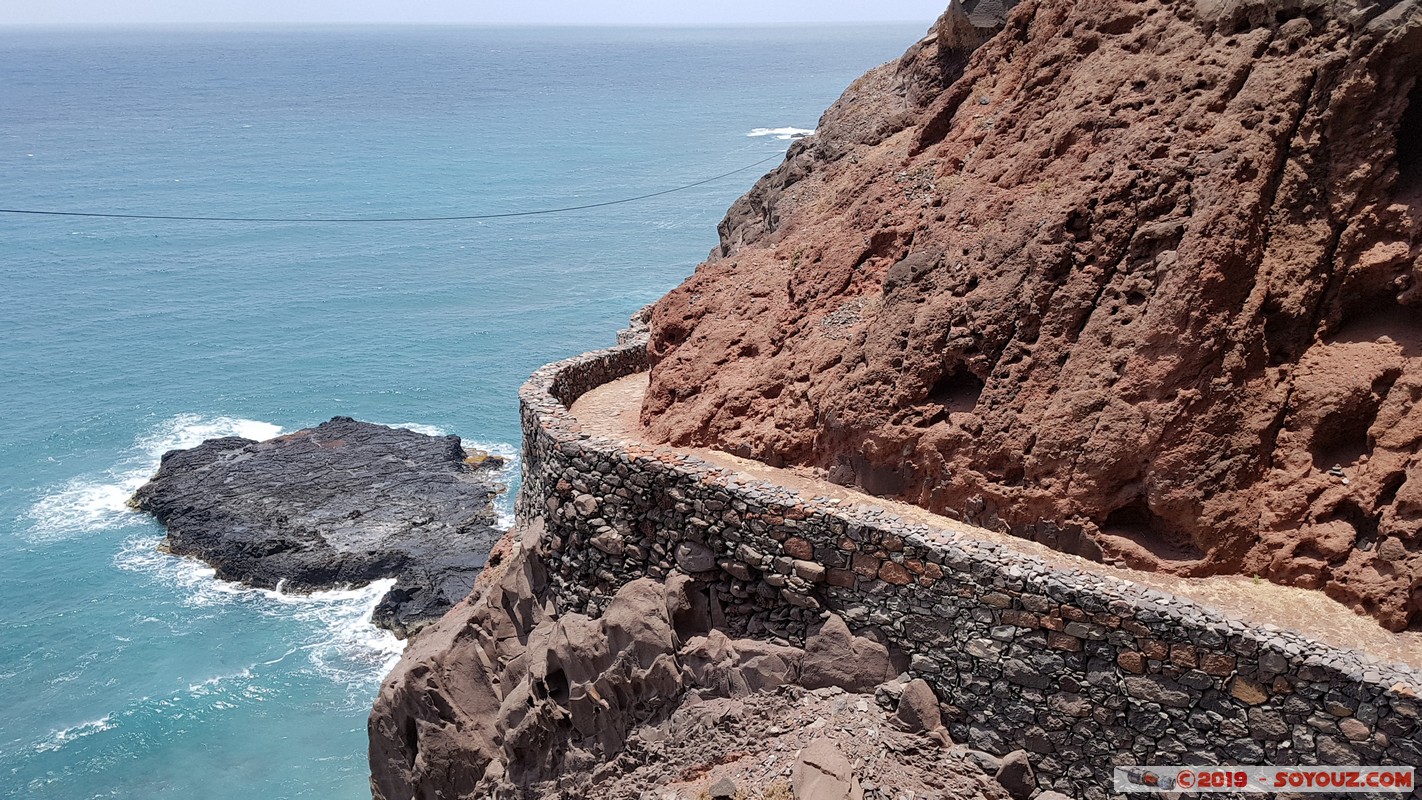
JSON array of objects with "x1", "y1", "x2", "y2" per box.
[{"x1": 570, "y1": 373, "x2": 1422, "y2": 671}]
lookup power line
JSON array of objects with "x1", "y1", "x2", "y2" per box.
[{"x1": 0, "y1": 152, "x2": 784, "y2": 224}]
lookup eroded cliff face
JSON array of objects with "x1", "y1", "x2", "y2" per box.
[{"x1": 643, "y1": 0, "x2": 1422, "y2": 630}]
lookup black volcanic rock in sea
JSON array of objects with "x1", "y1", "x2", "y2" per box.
[{"x1": 131, "y1": 416, "x2": 507, "y2": 638}]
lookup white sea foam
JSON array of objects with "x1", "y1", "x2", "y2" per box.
[
  {"x1": 746, "y1": 126, "x2": 816, "y2": 140},
  {"x1": 187, "y1": 668, "x2": 254, "y2": 696},
  {"x1": 380, "y1": 421, "x2": 448, "y2": 437},
  {"x1": 114, "y1": 534, "x2": 220, "y2": 599},
  {"x1": 464, "y1": 439, "x2": 519, "y2": 529},
  {"x1": 115, "y1": 535, "x2": 406, "y2": 688},
  {"x1": 34, "y1": 715, "x2": 115, "y2": 753},
  {"x1": 27, "y1": 412, "x2": 509, "y2": 696},
  {"x1": 295, "y1": 578, "x2": 406, "y2": 686},
  {"x1": 24, "y1": 480, "x2": 135, "y2": 540},
  {"x1": 22, "y1": 414, "x2": 283, "y2": 541}
]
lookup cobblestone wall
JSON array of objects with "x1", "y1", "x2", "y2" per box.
[{"x1": 517, "y1": 318, "x2": 1422, "y2": 799}]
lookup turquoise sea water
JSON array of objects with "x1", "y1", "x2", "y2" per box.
[{"x1": 0, "y1": 25, "x2": 922, "y2": 799}]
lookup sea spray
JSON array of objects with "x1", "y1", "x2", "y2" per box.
[{"x1": 22, "y1": 415, "x2": 282, "y2": 542}]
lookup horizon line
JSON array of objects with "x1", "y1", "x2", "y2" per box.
[{"x1": 0, "y1": 19, "x2": 937, "y2": 29}]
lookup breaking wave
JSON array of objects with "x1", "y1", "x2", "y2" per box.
[
  {"x1": 746, "y1": 126, "x2": 815, "y2": 140},
  {"x1": 22, "y1": 414, "x2": 283, "y2": 541},
  {"x1": 114, "y1": 535, "x2": 405, "y2": 688},
  {"x1": 33, "y1": 716, "x2": 114, "y2": 753}
]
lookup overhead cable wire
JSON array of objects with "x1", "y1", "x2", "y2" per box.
[{"x1": 0, "y1": 151, "x2": 785, "y2": 224}]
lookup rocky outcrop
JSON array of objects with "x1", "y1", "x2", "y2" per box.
[
  {"x1": 131, "y1": 417, "x2": 506, "y2": 637},
  {"x1": 369, "y1": 523, "x2": 1013, "y2": 800},
  {"x1": 643, "y1": 0, "x2": 1422, "y2": 630}
]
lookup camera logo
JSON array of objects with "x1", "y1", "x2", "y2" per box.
[{"x1": 1118, "y1": 767, "x2": 1176, "y2": 791}]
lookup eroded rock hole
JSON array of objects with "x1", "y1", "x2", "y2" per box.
[
  {"x1": 1335, "y1": 300, "x2": 1422, "y2": 358},
  {"x1": 659, "y1": 322, "x2": 691, "y2": 349},
  {"x1": 1324, "y1": 499, "x2": 1381, "y2": 552},
  {"x1": 543, "y1": 668, "x2": 570, "y2": 705},
  {"x1": 1262, "y1": 296, "x2": 1309, "y2": 366},
  {"x1": 1398, "y1": 79, "x2": 1422, "y2": 188},
  {"x1": 1379, "y1": 470, "x2": 1407, "y2": 508},
  {"x1": 1310, "y1": 404, "x2": 1379, "y2": 471},
  {"x1": 850, "y1": 453, "x2": 908, "y2": 497},
  {"x1": 1001, "y1": 462, "x2": 1025, "y2": 487},
  {"x1": 1098, "y1": 497, "x2": 1203, "y2": 563},
  {"x1": 927, "y1": 368, "x2": 985, "y2": 414},
  {"x1": 671, "y1": 586, "x2": 713, "y2": 641},
  {"x1": 1102, "y1": 500, "x2": 1151, "y2": 534},
  {"x1": 402, "y1": 717, "x2": 420, "y2": 764}
]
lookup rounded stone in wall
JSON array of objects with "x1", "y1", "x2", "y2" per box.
[{"x1": 675, "y1": 541, "x2": 716, "y2": 572}]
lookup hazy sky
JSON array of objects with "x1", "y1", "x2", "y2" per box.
[{"x1": 1, "y1": 0, "x2": 948, "y2": 26}]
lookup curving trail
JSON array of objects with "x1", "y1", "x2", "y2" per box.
[{"x1": 570, "y1": 372, "x2": 1422, "y2": 671}]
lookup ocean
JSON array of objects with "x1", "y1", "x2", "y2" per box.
[{"x1": 0, "y1": 24, "x2": 922, "y2": 799}]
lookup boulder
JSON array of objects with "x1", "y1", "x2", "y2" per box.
[
  {"x1": 892, "y1": 678, "x2": 944, "y2": 733},
  {"x1": 681, "y1": 630, "x2": 802, "y2": 697},
  {"x1": 674, "y1": 541, "x2": 717, "y2": 572},
  {"x1": 950, "y1": 745, "x2": 1002, "y2": 775},
  {"x1": 708, "y1": 777, "x2": 739, "y2": 799},
  {"x1": 792, "y1": 738, "x2": 865, "y2": 800},
  {"x1": 801, "y1": 615, "x2": 899, "y2": 693},
  {"x1": 993, "y1": 750, "x2": 1036, "y2": 800}
]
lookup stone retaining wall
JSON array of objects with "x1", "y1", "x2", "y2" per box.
[{"x1": 517, "y1": 318, "x2": 1422, "y2": 800}]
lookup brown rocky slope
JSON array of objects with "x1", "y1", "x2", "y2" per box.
[
  {"x1": 641, "y1": 0, "x2": 1422, "y2": 631},
  {"x1": 368, "y1": 523, "x2": 1026, "y2": 800}
]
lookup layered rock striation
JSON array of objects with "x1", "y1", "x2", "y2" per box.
[
  {"x1": 642, "y1": 0, "x2": 1422, "y2": 630},
  {"x1": 132, "y1": 417, "x2": 507, "y2": 637}
]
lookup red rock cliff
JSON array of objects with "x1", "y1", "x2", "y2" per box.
[{"x1": 642, "y1": 0, "x2": 1422, "y2": 630}]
